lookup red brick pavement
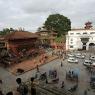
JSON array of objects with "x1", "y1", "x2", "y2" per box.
[{"x1": 8, "y1": 55, "x2": 58, "y2": 75}]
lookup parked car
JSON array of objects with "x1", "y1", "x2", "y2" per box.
[
  {"x1": 83, "y1": 60, "x2": 92, "y2": 66},
  {"x1": 90, "y1": 56, "x2": 95, "y2": 61},
  {"x1": 75, "y1": 53, "x2": 85, "y2": 58},
  {"x1": 91, "y1": 63, "x2": 95, "y2": 67},
  {"x1": 67, "y1": 54, "x2": 75, "y2": 57},
  {"x1": 68, "y1": 57, "x2": 78, "y2": 63}
]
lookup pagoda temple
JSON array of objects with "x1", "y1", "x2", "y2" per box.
[{"x1": 0, "y1": 31, "x2": 41, "y2": 66}]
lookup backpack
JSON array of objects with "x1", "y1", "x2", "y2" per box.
[
  {"x1": 23, "y1": 84, "x2": 28, "y2": 94},
  {"x1": 18, "y1": 83, "x2": 28, "y2": 94}
]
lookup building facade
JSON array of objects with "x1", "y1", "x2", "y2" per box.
[
  {"x1": 0, "y1": 31, "x2": 40, "y2": 57},
  {"x1": 0, "y1": 31, "x2": 47, "y2": 66},
  {"x1": 66, "y1": 29, "x2": 95, "y2": 51},
  {"x1": 36, "y1": 29, "x2": 57, "y2": 48}
]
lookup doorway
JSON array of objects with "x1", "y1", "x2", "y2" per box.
[
  {"x1": 82, "y1": 43, "x2": 86, "y2": 50},
  {"x1": 89, "y1": 43, "x2": 95, "y2": 51},
  {"x1": 80, "y1": 38, "x2": 89, "y2": 50}
]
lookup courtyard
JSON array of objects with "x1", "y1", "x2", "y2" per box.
[{"x1": 0, "y1": 50, "x2": 95, "y2": 95}]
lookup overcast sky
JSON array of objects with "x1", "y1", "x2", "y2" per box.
[{"x1": 0, "y1": 0, "x2": 95, "y2": 32}]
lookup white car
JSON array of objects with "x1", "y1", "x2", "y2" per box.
[
  {"x1": 68, "y1": 57, "x2": 78, "y2": 63},
  {"x1": 91, "y1": 62, "x2": 95, "y2": 67},
  {"x1": 90, "y1": 56, "x2": 95, "y2": 61},
  {"x1": 75, "y1": 53, "x2": 85, "y2": 58},
  {"x1": 83, "y1": 60, "x2": 92, "y2": 66},
  {"x1": 67, "y1": 54, "x2": 75, "y2": 57}
]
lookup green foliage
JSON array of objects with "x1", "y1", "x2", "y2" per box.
[
  {"x1": 44, "y1": 14, "x2": 71, "y2": 36},
  {"x1": 55, "y1": 35, "x2": 66, "y2": 43},
  {"x1": 55, "y1": 36, "x2": 63, "y2": 43},
  {"x1": 62, "y1": 35, "x2": 66, "y2": 43},
  {"x1": 0, "y1": 28, "x2": 10, "y2": 35},
  {"x1": 0, "y1": 28, "x2": 15, "y2": 35},
  {"x1": 37, "y1": 27, "x2": 41, "y2": 32}
]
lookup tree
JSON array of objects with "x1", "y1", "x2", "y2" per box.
[
  {"x1": 0, "y1": 27, "x2": 19, "y2": 35},
  {"x1": 44, "y1": 14, "x2": 71, "y2": 36},
  {"x1": 37, "y1": 27, "x2": 41, "y2": 32},
  {"x1": 10, "y1": 28, "x2": 14, "y2": 31},
  {"x1": 0, "y1": 28, "x2": 10, "y2": 35}
]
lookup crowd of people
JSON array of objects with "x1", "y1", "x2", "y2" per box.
[
  {"x1": 0, "y1": 77, "x2": 37, "y2": 95},
  {"x1": 1, "y1": 50, "x2": 91, "y2": 95}
]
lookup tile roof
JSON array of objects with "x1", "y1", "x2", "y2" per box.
[
  {"x1": 71, "y1": 28, "x2": 95, "y2": 31},
  {"x1": 4, "y1": 31, "x2": 38, "y2": 40}
]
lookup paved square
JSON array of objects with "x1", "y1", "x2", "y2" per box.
[{"x1": 0, "y1": 51, "x2": 95, "y2": 95}]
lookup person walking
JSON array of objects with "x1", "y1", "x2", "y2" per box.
[
  {"x1": 0, "y1": 90, "x2": 4, "y2": 95},
  {"x1": 31, "y1": 77, "x2": 36, "y2": 95},
  {"x1": 84, "y1": 89, "x2": 87, "y2": 95},
  {"x1": 61, "y1": 81, "x2": 65, "y2": 88},
  {"x1": 44, "y1": 72, "x2": 48, "y2": 84},
  {"x1": 36, "y1": 65, "x2": 39, "y2": 72},
  {"x1": 6, "y1": 92, "x2": 13, "y2": 95},
  {"x1": 0, "y1": 79, "x2": 2, "y2": 84},
  {"x1": 0, "y1": 78, "x2": 3, "y2": 95},
  {"x1": 16, "y1": 78, "x2": 28, "y2": 95},
  {"x1": 61, "y1": 61, "x2": 63, "y2": 67}
]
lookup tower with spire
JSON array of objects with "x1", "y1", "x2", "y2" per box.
[{"x1": 84, "y1": 21, "x2": 92, "y2": 29}]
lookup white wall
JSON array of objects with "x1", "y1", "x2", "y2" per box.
[{"x1": 66, "y1": 29, "x2": 95, "y2": 50}]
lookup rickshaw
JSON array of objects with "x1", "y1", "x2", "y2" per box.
[
  {"x1": 68, "y1": 84, "x2": 78, "y2": 92},
  {"x1": 39, "y1": 72, "x2": 47, "y2": 81},
  {"x1": 35, "y1": 71, "x2": 47, "y2": 81},
  {"x1": 49, "y1": 69, "x2": 57, "y2": 79},
  {"x1": 66, "y1": 68, "x2": 79, "y2": 82},
  {"x1": 90, "y1": 75, "x2": 95, "y2": 89},
  {"x1": 49, "y1": 69, "x2": 59, "y2": 83}
]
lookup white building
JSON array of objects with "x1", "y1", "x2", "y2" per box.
[{"x1": 66, "y1": 29, "x2": 95, "y2": 51}]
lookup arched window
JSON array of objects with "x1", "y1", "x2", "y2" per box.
[
  {"x1": 83, "y1": 32, "x2": 87, "y2": 34},
  {"x1": 70, "y1": 33, "x2": 74, "y2": 35},
  {"x1": 90, "y1": 32, "x2": 95, "y2": 34},
  {"x1": 89, "y1": 43, "x2": 95, "y2": 46},
  {"x1": 76, "y1": 33, "x2": 80, "y2": 35}
]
